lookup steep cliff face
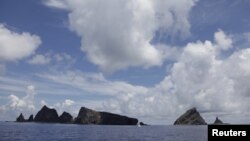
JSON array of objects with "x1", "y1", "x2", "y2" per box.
[
  {"x1": 174, "y1": 108, "x2": 207, "y2": 125},
  {"x1": 74, "y1": 107, "x2": 101, "y2": 124},
  {"x1": 75, "y1": 107, "x2": 138, "y2": 125},
  {"x1": 34, "y1": 106, "x2": 59, "y2": 123}
]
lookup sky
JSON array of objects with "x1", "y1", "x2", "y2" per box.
[{"x1": 0, "y1": 0, "x2": 250, "y2": 125}]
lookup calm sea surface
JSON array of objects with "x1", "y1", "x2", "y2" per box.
[{"x1": 0, "y1": 122, "x2": 207, "y2": 141}]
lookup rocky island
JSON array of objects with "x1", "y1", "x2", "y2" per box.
[
  {"x1": 34, "y1": 106, "x2": 59, "y2": 123},
  {"x1": 75, "y1": 107, "x2": 138, "y2": 125},
  {"x1": 16, "y1": 105, "x2": 139, "y2": 125},
  {"x1": 212, "y1": 116, "x2": 229, "y2": 125},
  {"x1": 16, "y1": 113, "x2": 34, "y2": 122},
  {"x1": 174, "y1": 107, "x2": 207, "y2": 125}
]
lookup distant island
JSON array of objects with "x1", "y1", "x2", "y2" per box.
[
  {"x1": 174, "y1": 107, "x2": 207, "y2": 125},
  {"x1": 16, "y1": 106, "x2": 226, "y2": 125},
  {"x1": 16, "y1": 105, "x2": 146, "y2": 126},
  {"x1": 173, "y1": 107, "x2": 226, "y2": 125}
]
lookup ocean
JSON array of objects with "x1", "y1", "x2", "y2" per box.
[{"x1": 0, "y1": 122, "x2": 207, "y2": 141}]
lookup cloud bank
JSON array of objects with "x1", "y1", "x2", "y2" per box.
[
  {"x1": 35, "y1": 30, "x2": 250, "y2": 124},
  {"x1": 0, "y1": 85, "x2": 37, "y2": 120},
  {"x1": 111, "y1": 30, "x2": 250, "y2": 120},
  {"x1": 10, "y1": 0, "x2": 249, "y2": 122},
  {"x1": 45, "y1": 0, "x2": 197, "y2": 72},
  {"x1": 1, "y1": 1, "x2": 250, "y2": 124}
]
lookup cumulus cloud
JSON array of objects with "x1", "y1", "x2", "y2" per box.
[
  {"x1": 1, "y1": 22, "x2": 249, "y2": 123},
  {"x1": 0, "y1": 82, "x2": 78, "y2": 120},
  {"x1": 8, "y1": 85, "x2": 36, "y2": 111},
  {"x1": 44, "y1": 0, "x2": 68, "y2": 9},
  {"x1": 62, "y1": 99, "x2": 75, "y2": 107},
  {"x1": 45, "y1": 0, "x2": 197, "y2": 72},
  {"x1": 107, "y1": 30, "x2": 250, "y2": 120},
  {"x1": 27, "y1": 52, "x2": 75, "y2": 68},
  {"x1": 0, "y1": 85, "x2": 37, "y2": 120},
  {"x1": 1, "y1": 28, "x2": 249, "y2": 123},
  {"x1": 0, "y1": 24, "x2": 41, "y2": 62},
  {"x1": 214, "y1": 29, "x2": 233, "y2": 51},
  {"x1": 28, "y1": 54, "x2": 51, "y2": 65}
]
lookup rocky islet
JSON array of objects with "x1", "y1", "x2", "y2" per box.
[{"x1": 16, "y1": 105, "x2": 139, "y2": 125}]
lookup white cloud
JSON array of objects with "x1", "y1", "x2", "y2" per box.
[
  {"x1": 214, "y1": 29, "x2": 233, "y2": 51},
  {"x1": 0, "y1": 85, "x2": 37, "y2": 120},
  {"x1": 0, "y1": 24, "x2": 41, "y2": 62},
  {"x1": 109, "y1": 30, "x2": 250, "y2": 121},
  {"x1": 28, "y1": 54, "x2": 51, "y2": 65},
  {"x1": 62, "y1": 99, "x2": 75, "y2": 107},
  {"x1": 1, "y1": 29, "x2": 250, "y2": 124},
  {"x1": 8, "y1": 85, "x2": 36, "y2": 111},
  {"x1": 44, "y1": 0, "x2": 68, "y2": 9},
  {"x1": 45, "y1": 0, "x2": 197, "y2": 72},
  {"x1": 27, "y1": 52, "x2": 75, "y2": 66}
]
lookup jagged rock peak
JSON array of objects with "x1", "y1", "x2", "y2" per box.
[
  {"x1": 213, "y1": 117, "x2": 223, "y2": 125},
  {"x1": 27, "y1": 115, "x2": 33, "y2": 122},
  {"x1": 16, "y1": 113, "x2": 25, "y2": 122},
  {"x1": 174, "y1": 107, "x2": 207, "y2": 125},
  {"x1": 59, "y1": 112, "x2": 73, "y2": 123},
  {"x1": 34, "y1": 105, "x2": 59, "y2": 123}
]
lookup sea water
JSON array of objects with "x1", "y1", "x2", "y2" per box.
[{"x1": 0, "y1": 122, "x2": 207, "y2": 141}]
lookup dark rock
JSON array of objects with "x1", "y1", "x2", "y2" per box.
[
  {"x1": 99, "y1": 112, "x2": 138, "y2": 125},
  {"x1": 75, "y1": 107, "x2": 101, "y2": 124},
  {"x1": 139, "y1": 122, "x2": 148, "y2": 126},
  {"x1": 59, "y1": 112, "x2": 73, "y2": 123},
  {"x1": 213, "y1": 117, "x2": 223, "y2": 125},
  {"x1": 75, "y1": 107, "x2": 138, "y2": 125},
  {"x1": 16, "y1": 113, "x2": 25, "y2": 122},
  {"x1": 34, "y1": 105, "x2": 59, "y2": 123},
  {"x1": 174, "y1": 107, "x2": 207, "y2": 125},
  {"x1": 27, "y1": 115, "x2": 33, "y2": 122}
]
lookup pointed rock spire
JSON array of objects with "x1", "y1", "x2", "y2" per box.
[
  {"x1": 213, "y1": 116, "x2": 223, "y2": 124},
  {"x1": 16, "y1": 113, "x2": 25, "y2": 122},
  {"x1": 27, "y1": 115, "x2": 34, "y2": 122}
]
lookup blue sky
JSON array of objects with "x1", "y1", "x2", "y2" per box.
[{"x1": 0, "y1": 0, "x2": 250, "y2": 124}]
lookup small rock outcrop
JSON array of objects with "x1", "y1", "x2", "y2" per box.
[
  {"x1": 174, "y1": 107, "x2": 207, "y2": 125},
  {"x1": 213, "y1": 117, "x2": 223, "y2": 125},
  {"x1": 75, "y1": 107, "x2": 138, "y2": 125},
  {"x1": 59, "y1": 112, "x2": 73, "y2": 123},
  {"x1": 16, "y1": 113, "x2": 25, "y2": 122},
  {"x1": 27, "y1": 115, "x2": 34, "y2": 122},
  {"x1": 139, "y1": 122, "x2": 147, "y2": 126},
  {"x1": 34, "y1": 105, "x2": 59, "y2": 123}
]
